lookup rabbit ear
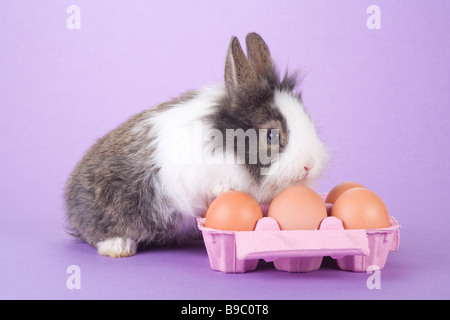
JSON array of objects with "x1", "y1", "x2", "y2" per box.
[
  {"x1": 225, "y1": 36, "x2": 258, "y2": 96},
  {"x1": 245, "y1": 32, "x2": 273, "y2": 78}
]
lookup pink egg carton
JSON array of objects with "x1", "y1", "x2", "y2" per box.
[{"x1": 197, "y1": 195, "x2": 400, "y2": 273}]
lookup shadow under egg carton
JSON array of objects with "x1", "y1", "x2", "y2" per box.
[{"x1": 197, "y1": 200, "x2": 400, "y2": 273}]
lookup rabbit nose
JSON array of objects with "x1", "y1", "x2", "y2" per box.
[
  {"x1": 301, "y1": 166, "x2": 311, "y2": 180},
  {"x1": 304, "y1": 161, "x2": 315, "y2": 172}
]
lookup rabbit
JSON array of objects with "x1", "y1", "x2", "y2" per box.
[{"x1": 64, "y1": 32, "x2": 329, "y2": 258}]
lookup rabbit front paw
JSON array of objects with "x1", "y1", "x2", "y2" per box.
[{"x1": 96, "y1": 237, "x2": 137, "y2": 258}]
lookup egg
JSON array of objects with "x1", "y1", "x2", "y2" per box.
[
  {"x1": 205, "y1": 191, "x2": 263, "y2": 231},
  {"x1": 331, "y1": 187, "x2": 391, "y2": 229},
  {"x1": 267, "y1": 186, "x2": 327, "y2": 230},
  {"x1": 325, "y1": 181, "x2": 365, "y2": 204}
]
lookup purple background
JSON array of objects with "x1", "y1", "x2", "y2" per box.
[{"x1": 1, "y1": 0, "x2": 450, "y2": 300}]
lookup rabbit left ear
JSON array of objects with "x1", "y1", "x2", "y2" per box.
[
  {"x1": 224, "y1": 36, "x2": 258, "y2": 97},
  {"x1": 245, "y1": 32, "x2": 273, "y2": 78}
]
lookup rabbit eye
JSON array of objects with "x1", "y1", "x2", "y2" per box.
[{"x1": 267, "y1": 129, "x2": 280, "y2": 145}]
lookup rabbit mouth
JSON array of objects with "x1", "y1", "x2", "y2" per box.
[
  {"x1": 294, "y1": 170, "x2": 310, "y2": 183},
  {"x1": 290, "y1": 171, "x2": 313, "y2": 187}
]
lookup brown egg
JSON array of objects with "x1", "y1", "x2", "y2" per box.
[
  {"x1": 331, "y1": 187, "x2": 391, "y2": 229},
  {"x1": 325, "y1": 181, "x2": 365, "y2": 204},
  {"x1": 205, "y1": 191, "x2": 263, "y2": 231},
  {"x1": 267, "y1": 186, "x2": 327, "y2": 230}
]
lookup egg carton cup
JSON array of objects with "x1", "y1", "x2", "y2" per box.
[{"x1": 198, "y1": 203, "x2": 400, "y2": 273}]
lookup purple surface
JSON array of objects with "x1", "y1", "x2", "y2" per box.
[{"x1": 1, "y1": 0, "x2": 450, "y2": 299}]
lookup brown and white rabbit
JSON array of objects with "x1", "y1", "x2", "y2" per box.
[{"x1": 65, "y1": 33, "x2": 329, "y2": 257}]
